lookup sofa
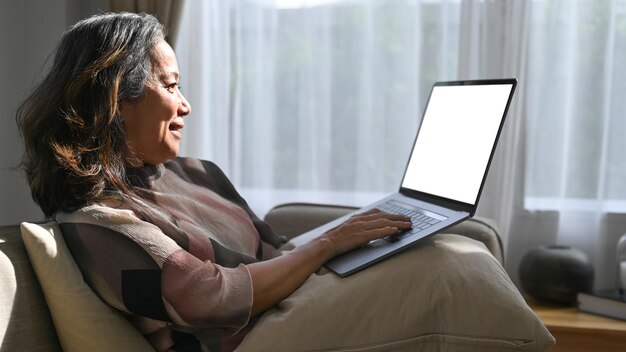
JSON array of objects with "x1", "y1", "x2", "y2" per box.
[{"x1": 0, "y1": 203, "x2": 554, "y2": 351}]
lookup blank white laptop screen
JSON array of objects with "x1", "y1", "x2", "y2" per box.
[{"x1": 402, "y1": 83, "x2": 513, "y2": 205}]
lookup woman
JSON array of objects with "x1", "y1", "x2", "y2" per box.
[{"x1": 17, "y1": 12, "x2": 411, "y2": 351}]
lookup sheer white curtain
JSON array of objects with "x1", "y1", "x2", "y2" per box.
[
  {"x1": 515, "y1": 0, "x2": 626, "y2": 290},
  {"x1": 175, "y1": 0, "x2": 626, "y2": 289},
  {"x1": 176, "y1": 0, "x2": 463, "y2": 212}
]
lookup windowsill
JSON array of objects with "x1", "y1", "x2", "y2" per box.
[
  {"x1": 524, "y1": 197, "x2": 626, "y2": 213},
  {"x1": 237, "y1": 187, "x2": 388, "y2": 219}
]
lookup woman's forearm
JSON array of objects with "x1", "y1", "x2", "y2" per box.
[
  {"x1": 247, "y1": 209, "x2": 412, "y2": 316},
  {"x1": 247, "y1": 236, "x2": 335, "y2": 316}
]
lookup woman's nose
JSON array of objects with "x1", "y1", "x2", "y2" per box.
[{"x1": 179, "y1": 92, "x2": 191, "y2": 116}]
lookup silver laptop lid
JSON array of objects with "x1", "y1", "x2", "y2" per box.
[{"x1": 400, "y1": 79, "x2": 517, "y2": 215}]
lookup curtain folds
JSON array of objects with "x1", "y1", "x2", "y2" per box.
[
  {"x1": 517, "y1": 0, "x2": 626, "y2": 290},
  {"x1": 176, "y1": 0, "x2": 626, "y2": 290},
  {"x1": 108, "y1": 0, "x2": 185, "y2": 46},
  {"x1": 460, "y1": 0, "x2": 530, "y2": 277}
]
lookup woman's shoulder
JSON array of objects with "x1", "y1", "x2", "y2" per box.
[
  {"x1": 54, "y1": 202, "x2": 187, "y2": 286},
  {"x1": 55, "y1": 201, "x2": 182, "y2": 253}
]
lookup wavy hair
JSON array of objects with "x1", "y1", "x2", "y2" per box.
[{"x1": 16, "y1": 12, "x2": 165, "y2": 217}]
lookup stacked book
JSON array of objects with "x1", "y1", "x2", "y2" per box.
[{"x1": 577, "y1": 289, "x2": 626, "y2": 321}]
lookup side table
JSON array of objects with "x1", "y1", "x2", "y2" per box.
[{"x1": 528, "y1": 300, "x2": 626, "y2": 352}]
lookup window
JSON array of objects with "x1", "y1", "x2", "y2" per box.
[
  {"x1": 524, "y1": 0, "x2": 626, "y2": 212},
  {"x1": 177, "y1": 0, "x2": 626, "y2": 214}
]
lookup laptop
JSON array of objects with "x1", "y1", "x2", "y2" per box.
[{"x1": 291, "y1": 78, "x2": 517, "y2": 277}]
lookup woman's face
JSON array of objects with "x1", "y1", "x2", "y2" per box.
[{"x1": 120, "y1": 39, "x2": 191, "y2": 166}]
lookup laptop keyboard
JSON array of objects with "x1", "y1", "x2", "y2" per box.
[{"x1": 377, "y1": 200, "x2": 444, "y2": 242}]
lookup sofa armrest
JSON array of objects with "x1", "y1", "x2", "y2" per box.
[
  {"x1": 0, "y1": 224, "x2": 62, "y2": 351},
  {"x1": 263, "y1": 202, "x2": 504, "y2": 265},
  {"x1": 263, "y1": 203, "x2": 357, "y2": 240},
  {"x1": 443, "y1": 216, "x2": 504, "y2": 265}
]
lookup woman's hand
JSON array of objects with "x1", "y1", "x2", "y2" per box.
[
  {"x1": 320, "y1": 209, "x2": 412, "y2": 257},
  {"x1": 248, "y1": 209, "x2": 411, "y2": 316}
]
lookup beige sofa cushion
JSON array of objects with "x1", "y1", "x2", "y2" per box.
[
  {"x1": 14, "y1": 217, "x2": 549, "y2": 351},
  {"x1": 20, "y1": 222, "x2": 153, "y2": 352},
  {"x1": 238, "y1": 234, "x2": 554, "y2": 352}
]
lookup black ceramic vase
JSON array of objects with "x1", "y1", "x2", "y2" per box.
[{"x1": 519, "y1": 245, "x2": 594, "y2": 306}]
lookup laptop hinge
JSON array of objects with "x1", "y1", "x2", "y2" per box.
[{"x1": 399, "y1": 187, "x2": 475, "y2": 216}]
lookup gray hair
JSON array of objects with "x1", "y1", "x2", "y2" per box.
[
  {"x1": 17, "y1": 12, "x2": 167, "y2": 217},
  {"x1": 61, "y1": 12, "x2": 166, "y2": 102}
]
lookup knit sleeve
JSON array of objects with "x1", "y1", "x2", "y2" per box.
[{"x1": 56, "y1": 204, "x2": 253, "y2": 331}]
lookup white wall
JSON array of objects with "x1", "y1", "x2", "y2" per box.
[{"x1": 0, "y1": 0, "x2": 106, "y2": 225}]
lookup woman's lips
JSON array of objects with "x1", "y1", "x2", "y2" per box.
[{"x1": 169, "y1": 120, "x2": 184, "y2": 139}]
